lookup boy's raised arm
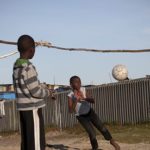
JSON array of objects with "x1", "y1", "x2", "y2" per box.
[
  {"x1": 68, "y1": 96, "x2": 78, "y2": 113},
  {"x1": 68, "y1": 97, "x2": 74, "y2": 113}
]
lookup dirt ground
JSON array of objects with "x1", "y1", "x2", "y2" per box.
[{"x1": 0, "y1": 131, "x2": 150, "y2": 150}]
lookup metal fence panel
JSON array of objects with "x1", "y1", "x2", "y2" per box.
[{"x1": 0, "y1": 78, "x2": 150, "y2": 133}]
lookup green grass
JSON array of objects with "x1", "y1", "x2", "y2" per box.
[
  {"x1": 64, "y1": 123, "x2": 150, "y2": 144},
  {"x1": 45, "y1": 124, "x2": 59, "y2": 133},
  {"x1": 0, "y1": 131, "x2": 18, "y2": 137},
  {"x1": 107, "y1": 123, "x2": 150, "y2": 144},
  {"x1": 1, "y1": 123, "x2": 150, "y2": 144}
]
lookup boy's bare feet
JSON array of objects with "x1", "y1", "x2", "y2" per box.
[{"x1": 110, "y1": 139, "x2": 120, "y2": 150}]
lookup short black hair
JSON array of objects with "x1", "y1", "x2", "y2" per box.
[
  {"x1": 70, "y1": 76, "x2": 81, "y2": 84},
  {"x1": 17, "y1": 35, "x2": 35, "y2": 53}
]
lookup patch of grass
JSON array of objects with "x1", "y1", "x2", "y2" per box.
[
  {"x1": 64, "y1": 123, "x2": 150, "y2": 144},
  {"x1": 45, "y1": 124, "x2": 59, "y2": 133},
  {"x1": 106, "y1": 123, "x2": 150, "y2": 144},
  {"x1": 1, "y1": 123, "x2": 150, "y2": 144},
  {"x1": 0, "y1": 124, "x2": 60, "y2": 136},
  {"x1": 64, "y1": 124, "x2": 87, "y2": 138},
  {"x1": 0, "y1": 131, "x2": 19, "y2": 137}
]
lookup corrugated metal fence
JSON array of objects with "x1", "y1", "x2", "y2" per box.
[{"x1": 0, "y1": 78, "x2": 150, "y2": 133}]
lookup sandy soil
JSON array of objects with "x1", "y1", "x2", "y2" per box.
[{"x1": 0, "y1": 131, "x2": 150, "y2": 150}]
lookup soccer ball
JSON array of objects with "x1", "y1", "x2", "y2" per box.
[{"x1": 112, "y1": 64, "x2": 128, "y2": 81}]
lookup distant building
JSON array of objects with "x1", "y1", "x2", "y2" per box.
[
  {"x1": 0, "y1": 84, "x2": 14, "y2": 92},
  {"x1": 54, "y1": 86, "x2": 71, "y2": 92},
  {"x1": 1, "y1": 76, "x2": 150, "y2": 100},
  {"x1": 83, "y1": 85, "x2": 97, "y2": 88},
  {"x1": 0, "y1": 83, "x2": 71, "y2": 99},
  {"x1": 0, "y1": 92, "x2": 16, "y2": 100},
  {"x1": 0, "y1": 84, "x2": 70, "y2": 92},
  {"x1": 0, "y1": 84, "x2": 15, "y2": 100}
]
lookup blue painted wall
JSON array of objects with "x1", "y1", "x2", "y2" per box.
[{"x1": 0, "y1": 92, "x2": 16, "y2": 100}]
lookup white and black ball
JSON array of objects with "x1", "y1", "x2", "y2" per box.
[{"x1": 112, "y1": 64, "x2": 128, "y2": 81}]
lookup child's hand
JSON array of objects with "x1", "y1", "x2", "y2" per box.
[
  {"x1": 74, "y1": 90, "x2": 84, "y2": 101},
  {"x1": 51, "y1": 93, "x2": 56, "y2": 100},
  {"x1": 49, "y1": 90, "x2": 56, "y2": 100},
  {"x1": 74, "y1": 95, "x2": 81, "y2": 102},
  {"x1": 76, "y1": 96, "x2": 82, "y2": 102}
]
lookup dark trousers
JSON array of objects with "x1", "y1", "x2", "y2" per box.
[
  {"x1": 19, "y1": 108, "x2": 45, "y2": 150},
  {"x1": 76, "y1": 108, "x2": 112, "y2": 150}
]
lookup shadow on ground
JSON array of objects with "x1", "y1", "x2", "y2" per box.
[{"x1": 46, "y1": 144, "x2": 80, "y2": 150}]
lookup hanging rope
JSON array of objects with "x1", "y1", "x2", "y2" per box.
[
  {"x1": 0, "y1": 50, "x2": 18, "y2": 59},
  {"x1": 0, "y1": 40, "x2": 150, "y2": 59}
]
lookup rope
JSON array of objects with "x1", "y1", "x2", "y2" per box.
[
  {"x1": 0, "y1": 50, "x2": 18, "y2": 59},
  {"x1": 0, "y1": 40, "x2": 150, "y2": 60}
]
